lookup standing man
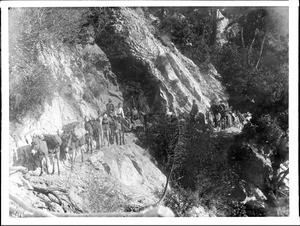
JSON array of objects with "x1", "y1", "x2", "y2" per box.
[
  {"x1": 125, "y1": 107, "x2": 131, "y2": 119},
  {"x1": 116, "y1": 103, "x2": 125, "y2": 118},
  {"x1": 210, "y1": 100, "x2": 219, "y2": 128},
  {"x1": 190, "y1": 99, "x2": 199, "y2": 123},
  {"x1": 219, "y1": 101, "x2": 227, "y2": 130},
  {"x1": 131, "y1": 107, "x2": 139, "y2": 121},
  {"x1": 106, "y1": 99, "x2": 115, "y2": 117}
]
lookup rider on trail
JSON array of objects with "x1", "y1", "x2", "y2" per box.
[
  {"x1": 131, "y1": 107, "x2": 139, "y2": 121},
  {"x1": 190, "y1": 99, "x2": 199, "y2": 123}
]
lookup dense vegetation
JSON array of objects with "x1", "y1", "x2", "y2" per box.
[
  {"x1": 139, "y1": 116, "x2": 240, "y2": 216},
  {"x1": 139, "y1": 7, "x2": 289, "y2": 216},
  {"x1": 142, "y1": 7, "x2": 289, "y2": 216}
]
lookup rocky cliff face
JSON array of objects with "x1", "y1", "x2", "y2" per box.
[
  {"x1": 10, "y1": 134, "x2": 167, "y2": 215},
  {"x1": 97, "y1": 8, "x2": 227, "y2": 114},
  {"x1": 10, "y1": 7, "x2": 227, "y2": 157},
  {"x1": 9, "y1": 7, "x2": 228, "y2": 216},
  {"x1": 10, "y1": 41, "x2": 120, "y2": 150}
]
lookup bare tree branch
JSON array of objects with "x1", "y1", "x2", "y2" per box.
[
  {"x1": 255, "y1": 31, "x2": 267, "y2": 69},
  {"x1": 9, "y1": 194, "x2": 56, "y2": 217},
  {"x1": 33, "y1": 186, "x2": 63, "y2": 205},
  {"x1": 240, "y1": 27, "x2": 248, "y2": 66},
  {"x1": 277, "y1": 169, "x2": 289, "y2": 184},
  {"x1": 241, "y1": 27, "x2": 245, "y2": 49},
  {"x1": 247, "y1": 28, "x2": 259, "y2": 66}
]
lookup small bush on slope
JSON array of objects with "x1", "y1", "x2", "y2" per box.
[
  {"x1": 9, "y1": 63, "x2": 54, "y2": 121},
  {"x1": 85, "y1": 173, "x2": 128, "y2": 213}
]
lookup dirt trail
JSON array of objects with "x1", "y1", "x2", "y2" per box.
[{"x1": 9, "y1": 132, "x2": 167, "y2": 217}]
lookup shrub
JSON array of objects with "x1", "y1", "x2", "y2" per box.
[
  {"x1": 227, "y1": 201, "x2": 247, "y2": 217},
  {"x1": 9, "y1": 64, "x2": 54, "y2": 122},
  {"x1": 85, "y1": 173, "x2": 128, "y2": 213},
  {"x1": 140, "y1": 114, "x2": 239, "y2": 215},
  {"x1": 140, "y1": 115, "x2": 178, "y2": 168},
  {"x1": 164, "y1": 186, "x2": 199, "y2": 217},
  {"x1": 9, "y1": 8, "x2": 94, "y2": 122}
]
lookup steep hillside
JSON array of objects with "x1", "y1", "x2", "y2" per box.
[
  {"x1": 9, "y1": 7, "x2": 227, "y2": 161},
  {"x1": 10, "y1": 134, "x2": 169, "y2": 215},
  {"x1": 8, "y1": 6, "x2": 290, "y2": 218},
  {"x1": 8, "y1": 7, "x2": 228, "y2": 217},
  {"x1": 97, "y1": 8, "x2": 226, "y2": 114},
  {"x1": 10, "y1": 41, "x2": 120, "y2": 150}
]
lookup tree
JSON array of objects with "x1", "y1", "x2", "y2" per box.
[
  {"x1": 148, "y1": 7, "x2": 217, "y2": 66},
  {"x1": 214, "y1": 7, "x2": 289, "y2": 215},
  {"x1": 214, "y1": 7, "x2": 288, "y2": 119}
]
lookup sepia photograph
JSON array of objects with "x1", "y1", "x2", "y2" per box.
[{"x1": 1, "y1": 1, "x2": 299, "y2": 225}]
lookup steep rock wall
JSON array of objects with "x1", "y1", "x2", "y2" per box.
[
  {"x1": 9, "y1": 134, "x2": 168, "y2": 215},
  {"x1": 97, "y1": 8, "x2": 227, "y2": 114},
  {"x1": 9, "y1": 7, "x2": 228, "y2": 215},
  {"x1": 10, "y1": 7, "x2": 228, "y2": 151},
  {"x1": 10, "y1": 42, "x2": 120, "y2": 152}
]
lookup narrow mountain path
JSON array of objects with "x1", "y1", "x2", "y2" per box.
[{"x1": 10, "y1": 132, "x2": 167, "y2": 217}]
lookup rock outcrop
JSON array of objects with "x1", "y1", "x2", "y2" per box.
[
  {"x1": 97, "y1": 8, "x2": 227, "y2": 114},
  {"x1": 9, "y1": 7, "x2": 227, "y2": 153},
  {"x1": 216, "y1": 9, "x2": 230, "y2": 46},
  {"x1": 9, "y1": 7, "x2": 228, "y2": 217},
  {"x1": 10, "y1": 134, "x2": 168, "y2": 215}
]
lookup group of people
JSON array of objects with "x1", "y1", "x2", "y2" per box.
[
  {"x1": 105, "y1": 99, "x2": 125, "y2": 119},
  {"x1": 27, "y1": 97, "x2": 254, "y2": 176},
  {"x1": 189, "y1": 99, "x2": 250, "y2": 131},
  {"x1": 105, "y1": 99, "x2": 143, "y2": 124},
  {"x1": 102, "y1": 97, "x2": 252, "y2": 136}
]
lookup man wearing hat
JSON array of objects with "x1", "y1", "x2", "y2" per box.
[
  {"x1": 116, "y1": 103, "x2": 125, "y2": 118},
  {"x1": 106, "y1": 99, "x2": 115, "y2": 117},
  {"x1": 190, "y1": 99, "x2": 199, "y2": 123}
]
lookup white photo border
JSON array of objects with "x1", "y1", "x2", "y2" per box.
[{"x1": 1, "y1": 1, "x2": 299, "y2": 225}]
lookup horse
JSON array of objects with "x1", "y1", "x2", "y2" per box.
[
  {"x1": 84, "y1": 122, "x2": 94, "y2": 152},
  {"x1": 63, "y1": 130, "x2": 88, "y2": 170},
  {"x1": 131, "y1": 107, "x2": 139, "y2": 121},
  {"x1": 61, "y1": 123, "x2": 90, "y2": 170},
  {"x1": 195, "y1": 112, "x2": 205, "y2": 125},
  {"x1": 116, "y1": 117, "x2": 132, "y2": 145},
  {"x1": 102, "y1": 115, "x2": 110, "y2": 146},
  {"x1": 84, "y1": 117, "x2": 103, "y2": 151},
  {"x1": 219, "y1": 105, "x2": 227, "y2": 130},
  {"x1": 115, "y1": 117, "x2": 124, "y2": 145},
  {"x1": 215, "y1": 113, "x2": 221, "y2": 129},
  {"x1": 231, "y1": 113, "x2": 236, "y2": 126},
  {"x1": 122, "y1": 117, "x2": 132, "y2": 133},
  {"x1": 237, "y1": 112, "x2": 245, "y2": 126},
  {"x1": 109, "y1": 116, "x2": 118, "y2": 145},
  {"x1": 232, "y1": 113, "x2": 241, "y2": 128},
  {"x1": 225, "y1": 112, "x2": 233, "y2": 128},
  {"x1": 205, "y1": 110, "x2": 214, "y2": 126},
  {"x1": 31, "y1": 134, "x2": 62, "y2": 175}
]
